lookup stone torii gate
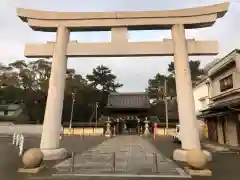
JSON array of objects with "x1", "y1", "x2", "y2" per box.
[{"x1": 17, "y1": 2, "x2": 229, "y2": 160}]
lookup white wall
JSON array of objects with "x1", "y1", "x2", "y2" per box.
[
  {"x1": 193, "y1": 80, "x2": 210, "y2": 114},
  {"x1": 0, "y1": 124, "x2": 43, "y2": 135}
]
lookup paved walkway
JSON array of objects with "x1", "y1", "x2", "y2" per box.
[{"x1": 54, "y1": 135, "x2": 189, "y2": 178}]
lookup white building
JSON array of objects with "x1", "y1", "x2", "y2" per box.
[{"x1": 193, "y1": 78, "x2": 210, "y2": 117}]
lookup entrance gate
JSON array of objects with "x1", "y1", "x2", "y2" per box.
[
  {"x1": 17, "y1": 2, "x2": 229, "y2": 160},
  {"x1": 104, "y1": 92, "x2": 151, "y2": 136}
]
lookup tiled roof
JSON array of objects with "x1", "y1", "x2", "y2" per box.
[
  {"x1": 204, "y1": 49, "x2": 240, "y2": 73},
  {"x1": 200, "y1": 98, "x2": 240, "y2": 113},
  {"x1": 204, "y1": 58, "x2": 221, "y2": 72}
]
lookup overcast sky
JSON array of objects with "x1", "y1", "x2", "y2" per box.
[{"x1": 0, "y1": 0, "x2": 239, "y2": 92}]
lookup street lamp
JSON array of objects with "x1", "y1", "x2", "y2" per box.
[
  {"x1": 69, "y1": 90, "x2": 76, "y2": 130},
  {"x1": 95, "y1": 102, "x2": 99, "y2": 127}
]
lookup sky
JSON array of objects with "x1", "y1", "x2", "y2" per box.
[{"x1": 0, "y1": 0, "x2": 239, "y2": 92}]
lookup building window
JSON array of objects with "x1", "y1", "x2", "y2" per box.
[{"x1": 219, "y1": 74, "x2": 233, "y2": 92}]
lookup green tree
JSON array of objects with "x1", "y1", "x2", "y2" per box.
[
  {"x1": 86, "y1": 65, "x2": 123, "y2": 92},
  {"x1": 145, "y1": 73, "x2": 166, "y2": 101},
  {"x1": 0, "y1": 61, "x2": 124, "y2": 124},
  {"x1": 7, "y1": 60, "x2": 38, "y2": 122},
  {"x1": 146, "y1": 73, "x2": 176, "y2": 101},
  {"x1": 28, "y1": 59, "x2": 51, "y2": 95},
  {"x1": 0, "y1": 63, "x2": 19, "y2": 88},
  {"x1": 145, "y1": 73, "x2": 178, "y2": 123},
  {"x1": 63, "y1": 68, "x2": 97, "y2": 124},
  {"x1": 168, "y1": 60, "x2": 204, "y2": 85},
  {"x1": 0, "y1": 59, "x2": 92, "y2": 123},
  {"x1": 86, "y1": 65, "x2": 123, "y2": 118}
]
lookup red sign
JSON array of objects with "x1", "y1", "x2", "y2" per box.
[{"x1": 153, "y1": 123, "x2": 157, "y2": 139}]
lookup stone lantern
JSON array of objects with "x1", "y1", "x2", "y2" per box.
[
  {"x1": 144, "y1": 117, "x2": 150, "y2": 136},
  {"x1": 105, "y1": 117, "x2": 112, "y2": 137}
]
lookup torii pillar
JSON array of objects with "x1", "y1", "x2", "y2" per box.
[
  {"x1": 40, "y1": 26, "x2": 70, "y2": 160},
  {"x1": 171, "y1": 24, "x2": 201, "y2": 161}
]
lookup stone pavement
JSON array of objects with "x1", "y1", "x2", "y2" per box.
[{"x1": 54, "y1": 135, "x2": 189, "y2": 178}]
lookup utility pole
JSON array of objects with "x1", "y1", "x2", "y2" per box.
[
  {"x1": 69, "y1": 90, "x2": 76, "y2": 130},
  {"x1": 95, "y1": 102, "x2": 98, "y2": 127},
  {"x1": 164, "y1": 78, "x2": 169, "y2": 135},
  {"x1": 149, "y1": 78, "x2": 169, "y2": 135}
]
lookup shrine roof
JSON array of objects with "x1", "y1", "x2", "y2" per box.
[{"x1": 105, "y1": 92, "x2": 150, "y2": 109}]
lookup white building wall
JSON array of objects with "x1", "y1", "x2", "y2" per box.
[
  {"x1": 0, "y1": 124, "x2": 43, "y2": 135},
  {"x1": 193, "y1": 80, "x2": 210, "y2": 115}
]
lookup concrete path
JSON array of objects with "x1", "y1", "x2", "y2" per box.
[{"x1": 54, "y1": 135, "x2": 190, "y2": 178}]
